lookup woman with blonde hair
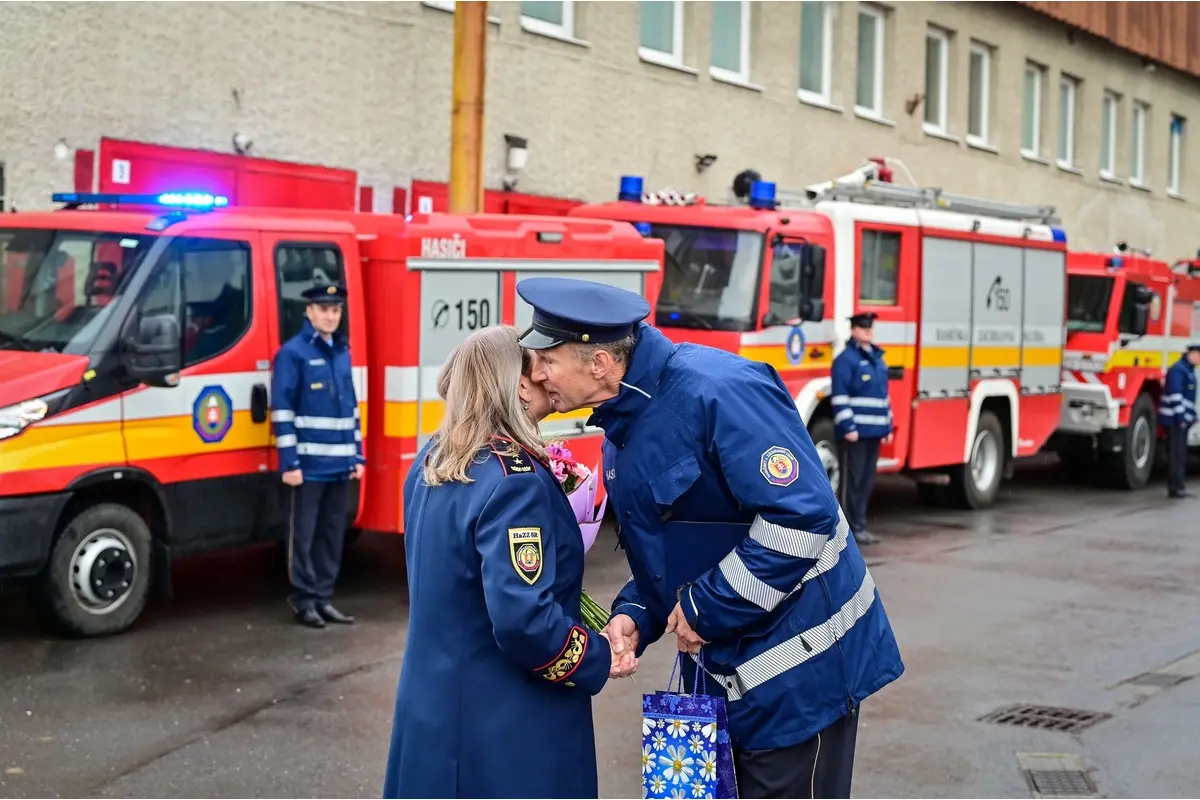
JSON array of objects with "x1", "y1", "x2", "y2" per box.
[{"x1": 382, "y1": 325, "x2": 634, "y2": 800}]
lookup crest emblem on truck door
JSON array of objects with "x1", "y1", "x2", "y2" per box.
[{"x1": 193, "y1": 385, "x2": 234, "y2": 444}]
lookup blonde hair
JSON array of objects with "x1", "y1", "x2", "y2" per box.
[{"x1": 423, "y1": 325, "x2": 546, "y2": 485}]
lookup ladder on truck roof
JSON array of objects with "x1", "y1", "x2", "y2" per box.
[{"x1": 773, "y1": 159, "x2": 1061, "y2": 225}]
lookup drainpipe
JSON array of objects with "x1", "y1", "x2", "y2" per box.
[{"x1": 448, "y1": 2, "x2": 487, "y2": 214}]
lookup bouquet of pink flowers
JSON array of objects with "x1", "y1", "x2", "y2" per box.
[{"x1": 546, "y1": 440, "x2": 610, "y2": 631}]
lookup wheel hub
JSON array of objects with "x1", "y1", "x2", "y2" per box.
[
  {"x1": 71, "y1": 529, "x2": 136, "y2": 614},
  {"x1": 970, "y1": 430, "x2": 999, "y2": 491},
  {"x1": 1132, "y1": 416, "x2": 1152, "y2": 469}
]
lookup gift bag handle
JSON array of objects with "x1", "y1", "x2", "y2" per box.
[{"x1": 666, "y1": 650, "x2": 709, "y2": 697}]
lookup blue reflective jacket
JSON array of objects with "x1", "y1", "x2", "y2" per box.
[
  {"x1": 384, "y1": 437, "x2": 610, "y2": 799},
  {"x1": 1159, "y1": 357, "x2": 1198, "y2": 428},
  {"x1": 831, "y1": 340, "x2": 893, "y2": 440},
  {"x1": 593, "y1": 324, "x2": 904, "y2": 751},
  {"x1": 270, "y1": 320, "x2": 363, "y2": 480}
]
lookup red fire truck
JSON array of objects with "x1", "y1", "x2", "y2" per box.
[
  {"x1": 1051, "y1": 245, "x2": 1200, "y2": 488},
  {"x1": 570, "y1": 158, "x2": 1068, "y2": 509},
  {"x1": 0, "y1": 190, "x2": 662, "y2": 637}
]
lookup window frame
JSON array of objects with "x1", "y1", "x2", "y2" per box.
[
  {"x1": 798, "y1": 1, "x2": 833, "y2": 105},
  {"x1": 855, "y1": 4, "x2": 885, "y2": 118},
  {"x1": 639, "y1": 0, "x2": 685, "y2": 68},
  {"x1": 1100, "y1": 90, "x2": 1119, "y2": 178},
  {"x1": 967, "y1": 41, "x2": 991, "y2": 145},
  {"x1": 1058, "y1": 74, "x2": 1079, "y2": 168},
  {"x1": 709, "y1": 0, "x2": 751, "y2": 84},
  {"x1": 520, "y1": 0, "x2": 575, "y2": 40},
  {"x1": 923, "y1": 26, "x2": 950, "y2": 135},
  {"x1": 1021, "y1": 62, "x2": 1043, "y2": 157},
  {"x1": 1131, "y1": 101, "x2": 1148, "y2": 186},
  {"x1": 273, "y1": 240, "x2": 349, "y2": 344},
  {"x1": 1169, "y1": 114, "x2": 1185, "y2": 196}
]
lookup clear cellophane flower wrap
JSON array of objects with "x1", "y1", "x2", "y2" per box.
[{"x1": 546, "y1": 441, "x2": 610, "y2": 631}]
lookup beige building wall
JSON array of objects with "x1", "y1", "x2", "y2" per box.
[{"x1": 1, "y1": 0, "x2": 1197, "y2": 257}]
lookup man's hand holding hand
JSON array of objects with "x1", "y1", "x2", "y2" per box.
[
  {"x1": 282, "y1": 469, "x2": 304, "y2": 487},
  {"x1": 666, "y1": 602, "x2": 707, "y2": 655},
  {"x1": 604, "y1": 613, "x2": 641, "y2": 678}
]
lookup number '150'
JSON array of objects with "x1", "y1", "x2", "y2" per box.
[{"x1": 455, "y1": 298, "x2": 491, "y2": 330}]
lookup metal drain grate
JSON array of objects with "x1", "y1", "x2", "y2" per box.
[
  {"x1": 1124, "y1": 671, "x2": 1190, "y2": 689},
  {"x1": 1028, "y1": 768, "x2": 1098, "y2": 797},
  {"x1": 978, "y1": 703, "x2": 1112, "y2": 733}
]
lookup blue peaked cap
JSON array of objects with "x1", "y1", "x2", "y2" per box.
[
  {"x1": 516, "y1": 277, "x2": 651, "y2": 350},
  {"x1": 302, "y1": 282, "x2": 348, "y2": 304}
]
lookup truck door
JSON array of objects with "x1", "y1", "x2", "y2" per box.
[
  {"x1": 262, "y1": 232, "x2": 365, "y2": 534},
  {"x1": 121, "y1": 231, "x2": 274, "y2": 551}
]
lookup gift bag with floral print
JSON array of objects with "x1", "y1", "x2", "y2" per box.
[{"x1": 641, "y1": 652, "x2": 738, "y2": 799}]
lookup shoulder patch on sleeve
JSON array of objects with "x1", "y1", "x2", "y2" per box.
[
  {"x1": 508, "y1": 527, "x2": 543, "y2": 584},
  {"x1": 760, "y1": 446, "x2": 800, "y2": 487},
  {"x1": 490, "y1": 442, "x2": 535, "y2": 477},
  {"x1": 536, "y1": 625, "x2": 588, "y2": 683}
]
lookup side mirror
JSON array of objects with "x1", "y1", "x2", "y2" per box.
[
  {"x1": 800, "y1": 298, "x2": 825, "y2": 322},
  {"x1": 1131, "y1": 305, "x2": 1150, "y2": 337},
  {"x1": 123, "y1": 313, "x2": 182, "y2": 388}
]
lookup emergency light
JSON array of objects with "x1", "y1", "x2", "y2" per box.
[
  {"x1": 1051, "y1": 227, "x2": 1068, "y2": 243},
  {"x1": 619, "y1": 175, "x2": 644, "y2": 203},
  {"x1": 748, "y1": 180, "x2": 778, "y2": 210},
  {"x1": 51, "y1": 191, "x2": 230, "y2": 209}
]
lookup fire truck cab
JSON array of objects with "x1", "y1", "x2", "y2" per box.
[
  {"x1": 0, "y1": 191, "x2": 662, "y2": 638},
  {"x1": 1053, "y1": 246, "x2": 1200, "y2": 488},
  {"x1": 570, "y1": 158, "x2": 1068, "y2": 510}
]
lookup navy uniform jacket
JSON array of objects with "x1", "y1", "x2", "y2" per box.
[
  {"x1": 1159, "y1": 357, "x2": 1198, "y2": 428},
  {"x1": 595, "y1": 323, "x2": 904, "y2": 752},
  {"x1": 384, "y1": 437, "x2": 612, "y2": 799},
  {"x1": 270, "y1": 319, "x2": 364, "y2": 480},
  {"x1": 830, "y1": 340, "x2": 893, "y2": 440}
]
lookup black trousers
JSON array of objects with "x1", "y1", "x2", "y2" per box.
[
  {"x1": 733, "y1": 707, "x2": 860, "y2": 799},
  {"x1": 839, "y1": 438, "x2": 881, "y2": 535},
  {"x1": 287, "y1": 479, "x2": 350, "y2": 612},
  {"x1": 1167, "y1": 424, "x2": 1188, "y2": 496}
]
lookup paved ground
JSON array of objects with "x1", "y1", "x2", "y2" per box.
[{"x1": 2, "y1": 457, "x2": 1199, "y2": 799}]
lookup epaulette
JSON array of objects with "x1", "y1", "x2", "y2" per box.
[{"x1": 490, "y1": 438, "x2": 535, "y2": 477}]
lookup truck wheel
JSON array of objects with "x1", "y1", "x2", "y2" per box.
[
  {"x1": 949, "y1": 410, "x2": 1004, "y2": 509},
  {"x1": 1102, "y1": 393, "x2": 1155, "y2": 490},
  {"x1": 31, "y1": 503, "x2": 153, "y2": 638},
  {"x1": 808, "y1": 417, "x2": 840, "y2": 496}
]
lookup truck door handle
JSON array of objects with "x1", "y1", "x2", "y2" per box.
[{"x1": 251, "y1": 384, "x2": 269, "y2": 424}]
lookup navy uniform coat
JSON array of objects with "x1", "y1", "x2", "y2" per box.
[
  {"x1": 383, "y1": 437, "x2": 612, "y2": 799},
  {"x1": 596, "y1": 323, "x2": 904, "y2": 751}
]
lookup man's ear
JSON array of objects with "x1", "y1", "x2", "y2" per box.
[{"x1": 590, "y1": 348, "x2": 613, "y2": 379}]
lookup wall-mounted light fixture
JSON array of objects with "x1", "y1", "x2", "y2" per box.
[
  {"x1": 694, "y1": 153, "x2": 718, "y2": 173},
  {"x1": 503, "y1": 134, "x2": 528, "y2": 191}
]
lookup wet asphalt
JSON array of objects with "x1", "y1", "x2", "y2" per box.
[{"x1": 2, "y1": 455, "x2": 1199, "y2": 798}]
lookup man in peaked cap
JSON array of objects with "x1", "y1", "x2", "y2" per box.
[
  {"x1": 1160, "y1": 343, "x2": 1200, "y2": 499},
  {"x1": 270, "y1": 280, "x2": 364, "y2": 628},
  {"x1": 517, "y1": 277, "x2": 903, "y2": 799},
  {"x1": 830, "y1": 311, "x2": 892, "y2": 546}
]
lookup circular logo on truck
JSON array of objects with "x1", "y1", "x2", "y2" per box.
[
  {"x1": 193, "y1": 385, "x2": 234, "y2": 444},
  {"x1": 786, "y1": 326, "x2": 807, "y2": 366}
]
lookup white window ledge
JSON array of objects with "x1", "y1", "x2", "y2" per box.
[
  {"x1": 1129, "y1": 180, "x2": 1151, "y2": 193},
  {"x1": 966, "y1": 138, "x2": 999, "y2": 155},
  {"x1": 1099, "y1": 172, "x2": 1123, "y2": 186},
  {"x1": 639, "y1": 48, "x2": 699, "y2": 75},
  {"x1": 1021, "y1": 151, "x2": 1050, "y2": 165},
  {"x1": 1167, "y1": 190, "x2": 1186, "y2": 201},
  {"x1": 854, "y1": 108, "x2": 895, "y2": 127},
  {"x1": 1056, "y1": 161, "x2": 1083, "y2": 176},
  {"x1": 923, "y1": 126, "x2": 960, "y2": 144},
  {"x1": 519, "y1": 19, "x2": 590, "y2": 47},
  {"x1": 798, "y1": 93, "x2": 844, "y2": 115},
  {"x1": 421, "y1": 1, "x2": 501, "y2": 25},
  {"x1": 710, "y1": 70, "x2": 762, "y2": 92}
]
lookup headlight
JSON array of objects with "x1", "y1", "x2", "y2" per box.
[{"x1": 0, "y1": 397, "x2": 53, "y2": 441}]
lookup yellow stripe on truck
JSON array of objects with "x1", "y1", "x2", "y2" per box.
[{"x1": 738, "y1": 344, "x2": 834, "y2": 372}]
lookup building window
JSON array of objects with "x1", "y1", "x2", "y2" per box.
[
  {"x1": 1058, "y1": 75, "x2": 1079, "y2": 167},
  {"x1": 967, "y1": 42, "x2": 990, "y2": 144},
  {"x1": 1131, "y1": 101, "x2": 1148, "y2": 186},
  {"x1": 1100, "y1": 90, "x2": 1119, "y2": 178},
  {"x1": 855, "y1": 5, "x2": 885, "y2": 116},
  {"x1": 421, "y1": 0, "x2": 456, "y2": 10},
  {"x1": 858, "y1": 229, "x2": 900, "y2": 306},
  {"x1": 275, "y1": 243, "x2": 348, "y2": 343},
  {"x1": 1169, "y1": 114, "x2": 1185, "y2": 195},
  {"x1": 1021, "y1": 62, "x2": 1043, "y2": 156},
  {"x1": 521, "y1": 1, "x2": 574, "y2": 39},
  {"x1": 710, "y1": 0, "x2": 750, "y2": 83},
  {"x1": 799, "y1": 1, "x2": 833, "y2": 104},
  {"x1": 640, "y1": 0, "x2": 684, "y2": 66},
  {"x1": 923, "y1": 26, "x2": 950, "y2": 134}
]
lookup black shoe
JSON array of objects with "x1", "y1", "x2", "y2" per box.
[
  {"x1": 855, "y1": 531, "x2": 882, "y2": 545},
  {"x1": 295, "y1": 607, "x2": 326, "y2": 629},
  {"x1": 318, "y1": 603, "x2": 356, "y2": 625},
  {"x1": 1169, "y1": 491, "x2": 1194, "y2": 499}
]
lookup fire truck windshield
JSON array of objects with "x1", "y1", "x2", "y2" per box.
[
  {"x1": 0, "y1": 228, "x2": 156, "y2": 354},
  {"x1": 1066, "y1": 275, "x2": 1115, "y2": 333},
  {"x1": 648, "y1": 224, "x2": 764, "y2": 331}
]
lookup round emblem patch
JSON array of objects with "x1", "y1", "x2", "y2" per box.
[
  {"x1": 517, "y1": 544, "x2": 541, "y2": 572},
  {"x1": 760, "y1": 446, "x2": 800, "y2": 487},
  {"x1": 192, "y1": 385, "x2": 234, "y2": 444},
  {"x1": 786, "y1": 326, "x2": 807, "y2": 366}
]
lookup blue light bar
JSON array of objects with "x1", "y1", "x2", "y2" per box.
[
  {"x1": 749, "y1": 180, "x2": 777, "y2": 210},
  {"x1": 1106, "y1": 256, "x2": 1124, "y2": 269},
  {"x1": 619, "y1": 175, "x2": 644, "y2": 203},
  {"x1": 51, "y1": 191, "x2": 230, "y2": 209},
  {"x1": 634, "y1": 222, "x2": 652, "y2": 236},
  {"x1": 1051, "y1": 226, "x2": 1067, "y2": 243}
]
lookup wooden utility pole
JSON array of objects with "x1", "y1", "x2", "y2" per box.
[{"x1": 448, "y1": 1, "x2": 487, "y2": 214}]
